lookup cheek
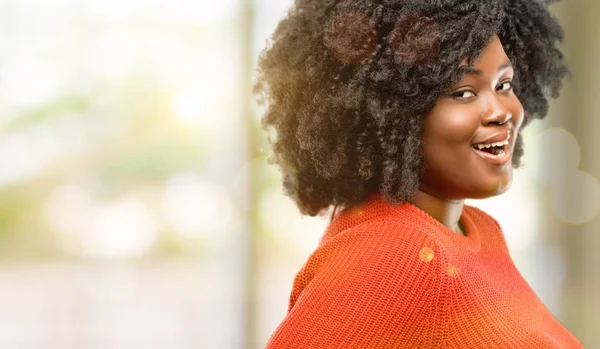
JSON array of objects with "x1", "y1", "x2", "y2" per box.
[
  {"x1": 421, "y1": 105, "x2": 481, "y2": 180},
  {"x1": 423, "y1": 106, "x2": 480, "y2": 144}
]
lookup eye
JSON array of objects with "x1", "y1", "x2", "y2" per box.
[
  {"x1": 451, "y1": 90, "x2": 476, "y2": 100},
  {"x1": 497, "y1": 80, "x2": 514, "y2": 92}
]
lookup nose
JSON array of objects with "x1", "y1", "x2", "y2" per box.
[{"x1": 481, "y1": 94, "x2": 512, "y2": 126}]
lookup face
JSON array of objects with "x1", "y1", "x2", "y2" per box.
[{"x1": 419, "y1": 34, "x2": 525, "y2": 200}]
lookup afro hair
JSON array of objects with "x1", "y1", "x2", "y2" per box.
[{"x1": 253, "y1": 0, "x2": 569, "y2": 217}]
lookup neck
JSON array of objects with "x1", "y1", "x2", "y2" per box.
[{"x1": 410, "y1": 189, "x2": 465, "y2": 235}]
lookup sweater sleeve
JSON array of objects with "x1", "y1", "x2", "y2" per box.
[{"x1": 265, "y1": 220, "x2": 452, "y2": 349}]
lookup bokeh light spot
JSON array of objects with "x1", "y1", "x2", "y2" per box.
[
  {"x1": 162, "y1": 173, "x2": 238, "y2": 245},
  {"x1": 552, "y1": 170, "x2": 600, "y2": 225},
  {"x1": 390, "y1": 14, "x2": 440, "y2": 67},
  {"x1": 419, "y1": 247, "x2": 435, "y2": 263},
  {"x1": 446, "y1": 263, "x2": 460, "y2": 277},
  {"x1": 524, "y1": 127, "x2": 581, "y2": 185},
  {"x1": 324, "y1": 12, "x2": 378, "y2": 65},
  {"x1": 82, "y1": 199, "x2": 158, "y2": 259}
]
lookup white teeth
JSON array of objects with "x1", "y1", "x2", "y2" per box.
[{"x1": 474, "y1": 133, "x2": 510, "y2": 149}]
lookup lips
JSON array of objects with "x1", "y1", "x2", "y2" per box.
[
  {"x1": 472, "y1": 144, "x2": 511, "y2": 165},
  {"x1": 470, "y1": 127, "x2": 514, "y2": 166},
  {"x1": 472, "y1": 129, "x2": 511, "y2": 147}
]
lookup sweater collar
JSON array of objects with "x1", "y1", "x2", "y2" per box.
[{"x1": 324, "y1": 192, "x2": 482, "y2": 253}]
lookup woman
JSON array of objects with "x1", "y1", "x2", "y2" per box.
[{"x1": 254, "y1": 0, "x2": 583, "y2": 347}]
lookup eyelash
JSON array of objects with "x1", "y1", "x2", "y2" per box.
[{"x1": 451, "y1": 80, "x2": 515, "y2": 100}]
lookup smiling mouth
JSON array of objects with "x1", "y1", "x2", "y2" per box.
[
  {"x1": 472, "y1": 143, "x2": 507, "y2": 156},
  {"x1": 471, "y1": 132, "x2": 511, "y2": 156},
  {"x1": 471, "y1": 141, "x2": 512, "y2": 166}
]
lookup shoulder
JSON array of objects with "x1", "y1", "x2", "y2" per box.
[
  {"x1": 306, "y1": 217, "x2": 453, "y2": 286},
  {"x1": 279, "y1": 218, "x2": 454, "y2": 347}
]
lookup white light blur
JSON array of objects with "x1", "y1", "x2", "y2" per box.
[
  {"x1": 83, "y1": 0, "x2": 239, "y2": 23},
  {"x1": 521, "y1": 126, "x2": 600, "y2": 224},
  {"x1": 172, "y1": 84, "x2": 241, "y2": 153},
  {"x1": 253, "y1": 0, "x2": 294, "y2": 58},
  {"x1": 466, "y1": 169, "x2": 539, "y2": 251},
  {"x1": 82, "y1": 0, "x2": 239, "y2": 26},
  {"x1": 84, "y1": 199, "x2": 158, "y2": 259},
  {"x1": 510, "y1": 242, "x2": 566, "y2": 313},
  {"x1": 171, "y1": 53, "x2": 239, "y2": 126},
  {"x1": 0, "y1": 57, "x2": 62, "y2": 109},
  {"x1": 258, "y1": 187, "x2": 327, "y2": 256},
  {"x1": 145, "y1": 0, "x2": 240, "y2": 22},
  {"x1": 44, "y1": 184, "x2": 93, "y2": 240},
  {"x1": 162, "y1": 173, "x2": 238, "y2": 245},
  {"x1": 228, "y1": 157, "x2": 268, "y2": 213},
  {"x1": 0, "y1": 126, "x2": 60, "y2": 186},
  {"x1": 140, "y1": 33, "x2": 191, "y2": 86},
  {"x1": 552, "y1": 170, "x2": 600, "y2": 224},
  {"x1": 76, "y1": 264, "x2": 139, "y2": 302},
  {"x1": 522, "y1": 127, "x2": 581, "y2": 185},
  {"x1": 81, "y1": 0, "x2": 143, "y2": 22},
  {"x1": 12, "y1": 0, "x2": 71, "y2": 28},
  {"x1": 45, "y1": 189, "x2": 158, "y2": 259},
  {"x1": 173, "y1": 88, "x2": 211, "y2": 125},
  {"x1": 85, "y1": 32, "x2": 138, "y2": 79}
]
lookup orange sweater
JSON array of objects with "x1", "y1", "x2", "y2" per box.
[{"x1": 266, "y1": 193, "x2": 584, "y2": 348}]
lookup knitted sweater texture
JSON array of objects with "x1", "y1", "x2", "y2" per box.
[{"x1": 266, "y1": 193, "x2": 584, "y2": 348}]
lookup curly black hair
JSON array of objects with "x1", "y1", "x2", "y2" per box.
[{"x1": 253, "y1": 0, "x2": 569, "y2": 217}]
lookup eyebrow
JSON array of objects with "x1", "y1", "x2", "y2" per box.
[{"x1": 461, "y1": 61, "x2": 513, "y2": 76}]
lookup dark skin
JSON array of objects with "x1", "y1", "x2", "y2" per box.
[{"x1": 411, "y1": 34, "x2": 525, "y2": 236}]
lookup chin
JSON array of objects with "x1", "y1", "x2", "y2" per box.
[
  {"x1": 474, "y1": 162, "x2": 515, "y2": 198},
  {"x1": 472, "y1": 177, "x2": 513, "y2": 199}
]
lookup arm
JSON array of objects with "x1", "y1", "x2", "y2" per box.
[{"x1": 265, "y1": 220, "x2": 452, "y2": 348}]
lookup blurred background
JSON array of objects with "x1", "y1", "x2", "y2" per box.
[{"x1": 0, "y1": 0, "x2": 597, "y2": 348}]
